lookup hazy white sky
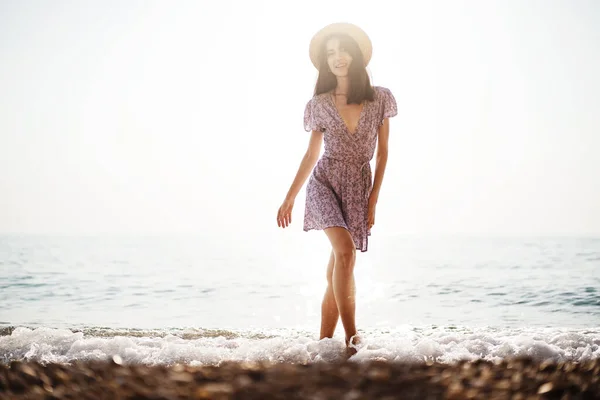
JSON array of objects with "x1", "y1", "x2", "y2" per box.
[{"x1": 0, "y1": 0, "x2": 599, "y2": 236}]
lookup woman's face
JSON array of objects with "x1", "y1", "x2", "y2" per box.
[{"x1": 325, "y1": 37, "x2": 353, "y2": 77}]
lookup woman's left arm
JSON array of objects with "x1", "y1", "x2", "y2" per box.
[
  {"x1": 367, "y1": 118, "x2": 390, "y2": 228},
  {"x1": 371, "y1": 118, "x2": 390, "y2": 201}
]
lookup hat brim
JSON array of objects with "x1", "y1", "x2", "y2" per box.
[{"x1": 309, "y1": 22, "x2": 372, "y2": 70}]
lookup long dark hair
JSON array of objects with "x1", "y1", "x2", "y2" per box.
[{"x1": 314, "y1": 33, "x2": 374, "y2": 105}]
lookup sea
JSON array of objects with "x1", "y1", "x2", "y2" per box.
[{"x1": 1, "y1": 233, "x2": 599, "y2": 366}]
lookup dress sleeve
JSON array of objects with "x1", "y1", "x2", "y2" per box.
[
  {"x1": 379, "y1": 87, "x2": 398, "y2": 125},
  {"x1": 303, "y1": 97, "x2": 324, "y2": 132}
]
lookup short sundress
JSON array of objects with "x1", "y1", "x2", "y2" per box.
[{"x1": 302, "y1": 86, "x2": 398, "y2": 252}]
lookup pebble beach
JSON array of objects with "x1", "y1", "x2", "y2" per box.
[{"x1": 2, "y1": 358, "x2": 599, "y2": 400}]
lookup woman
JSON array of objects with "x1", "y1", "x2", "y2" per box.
[{"x1": 276, "y1": 23, "x2": 397, "y2": 355}]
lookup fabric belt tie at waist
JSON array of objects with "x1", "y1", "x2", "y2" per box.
[{"x1": 322, "y1": 156, "x2": 371, "y2": 201}]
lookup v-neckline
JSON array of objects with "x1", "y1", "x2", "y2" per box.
[{"x1": 328, "y1": 92, "x2": 366, "y2": 137}]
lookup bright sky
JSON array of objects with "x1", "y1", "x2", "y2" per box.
[{"x1": 0, "y1": 0, "x2": 599, "y2": 236}]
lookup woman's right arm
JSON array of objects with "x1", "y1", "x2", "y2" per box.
[
  {"x1": 277, "y1": 130, "x2": 323, "y2": 228},
  {"x1": 284, "y1": 130, "x2": 323, "y2": 201}
]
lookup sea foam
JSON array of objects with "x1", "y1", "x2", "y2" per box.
[{"x1": 1, "y1": 325, "x2": 599, "y2": 366}]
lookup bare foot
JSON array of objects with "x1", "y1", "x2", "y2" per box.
[{"x1": 345, "y1": 334, "x2": 362, "y2": 358}]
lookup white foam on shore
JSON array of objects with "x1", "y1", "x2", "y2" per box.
[{"x1": 1, "y1": 326, "x2": 599, "y2": 366}]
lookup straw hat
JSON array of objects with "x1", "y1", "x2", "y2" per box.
[{"x1": 309, "y1": 22, "x2": 372, "y2": 69}]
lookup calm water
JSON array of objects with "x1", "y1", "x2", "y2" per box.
[{"x1": 1, "y1": 234, "x2": 599, "y2": 365}]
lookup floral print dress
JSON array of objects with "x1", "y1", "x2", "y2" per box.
[{"x1": 302, "y1": 86, "x2": 397, "y2": 252}]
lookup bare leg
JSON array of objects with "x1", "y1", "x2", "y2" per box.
[
  {"x1": 320, "y1": 250, "x2": 339, "y2": 339},
  {"x1": 323, "y1": 227, "x2": 358, "y2": 347}
]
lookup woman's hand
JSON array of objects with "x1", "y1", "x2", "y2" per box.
[
  {"x1": 367, "y1": 194, "x2": 377, "y2": 230},
  {"x1": 277, "y1": 198, "x2": 295, "y2": 228}
]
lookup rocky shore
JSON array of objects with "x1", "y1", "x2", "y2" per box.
[{"x1": 1, "y1": 358, "x2": 599, "y2": 399}]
